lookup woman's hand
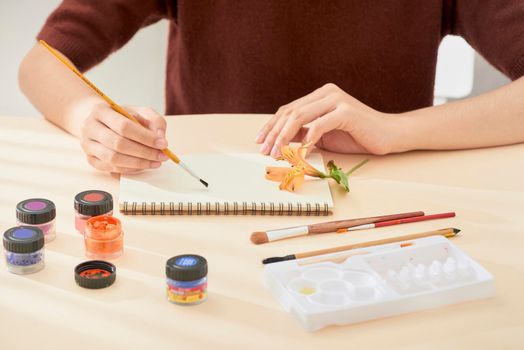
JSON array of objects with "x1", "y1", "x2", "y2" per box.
[
  {"x1": 256, "y1": 83, "x2": 399, "y2": 156},
  {"x1": 80, "y1": 104, "x2": 170, "y2": 174}
]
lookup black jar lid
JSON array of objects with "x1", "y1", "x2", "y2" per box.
[
  {"x1": 75, "y1": 260, "x2": 116, "y2": 289},
  {"x1": 16, "y1": 198, "x2": 56, "y2": 225},
  {"x1": 3, "y1": 226, "x2": 45, "y2": 253},
  {"x1": 74, "y1": 190, "x2": 113, "y2": 216},
  {"x1": 166, "y1": 255, "x2": 208, "y2": 281}
]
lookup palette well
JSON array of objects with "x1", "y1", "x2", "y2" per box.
[{"x1": 264, "y1": 236, "x2": 494, "y2": 331}]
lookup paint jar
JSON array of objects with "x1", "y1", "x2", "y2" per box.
[
  {"x1": 3, "y1": 226, "x2": 45, "y2": 275},
  {"x1": 166, "y1": 254, "x2": 208, "y2": 305},
  {"x1": 74, "y1": 190, "x2": 113, "y2": 234},
  {"x1": 16, "y1": 198, "x2": 56, "y2": 243},
  {"x1": 84, "y1": 216, "x2": 123, "y2": 259}
]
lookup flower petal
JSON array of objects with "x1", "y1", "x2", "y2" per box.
[
  {"x1": 265, "y1": 166, "x2": 292, "y2": 182},
  {"x1": 280, "y1": 145, "x2": 301, "y2": 166},
  {"x1": 303, "y1": 164, "x2": 322, "y2": 177},
  {"x1": 279, "y1": 167, "x2": 306, "y2": 192}
]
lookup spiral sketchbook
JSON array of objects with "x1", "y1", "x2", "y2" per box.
[{"x1": 119, "y1": 152, "x2": 334, "y2": 215}]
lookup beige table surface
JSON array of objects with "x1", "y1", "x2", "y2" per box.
[{"x1": 1, "y1": 114, "x2": 523, "y2": 349}]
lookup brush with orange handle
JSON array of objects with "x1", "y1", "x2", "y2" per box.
[
  {"x1": 39, "y1": 40, "x2": 208, "y2": 188},
  {"x1": 263, "y1": 228, "x2": 460, "y2": 264},
  {"x1": 297, "y1": 242, "x2": 414, "y2": 266}
]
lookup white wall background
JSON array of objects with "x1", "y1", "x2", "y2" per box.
[
  {"x1": 0, "y1": 0, "x2": 167, "y2": 116},
  {"x1": 0, "y1": 0, "x2": 510, "y2": 117}
]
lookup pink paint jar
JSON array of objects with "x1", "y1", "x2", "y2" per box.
[
  {"x1": 74, "y1": 190, "x2": 113, "y2": 234},
  {"x1": 16, "y1": 198, "x2": 56, "y2": 243}
]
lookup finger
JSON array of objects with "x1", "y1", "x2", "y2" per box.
[
  {"x1": 256, "y1": 92, "x2": 322, "y2": 145},
  {"x1": 304, "y1": 110, "x2": 345, "y2": 148},
  {"x1": 95, "y1": 108, "x2": 167, "y2": 150},
  {"x1": 260, "y1": 115, "x2": 288, "y2": 155},
  {"x1": 290, "y1": 127, "x2": 308, "y2": 143},
  {"x1": 269, "y1": 97, "x2": 337, "y2": 157},
  {"x1": 256, "y1": 84, "x2": 334, "y2": 143},
  {"x1": 131, "y1": 106, "x2": 167, "y2": 136},
  {"x1": 255, "y1": 113, "x2": 280, "y2": 144},
  {"x1": 83, "y1": 140, "x2": 162, "y2": 170},
  {"x1": 89, "y1": 120, "x2": 168, "y2": 162},
  {"x1": 86, "y1": 155, "x2": 144, "y2": 174}
]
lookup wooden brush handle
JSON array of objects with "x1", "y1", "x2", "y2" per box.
[
  {"x1": 296, "y1": 228, "x2": 456, "y2": 259},
  {"x1": 307, "y1": 211, "x2": 424, "y2": 234},
  {"x1": 298, "y1": 251, "x2": 370, "y2": 266}
]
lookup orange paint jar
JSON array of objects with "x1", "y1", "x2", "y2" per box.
[{"x1": 84, "y1": 216, "x2": 123, "y2": 260}]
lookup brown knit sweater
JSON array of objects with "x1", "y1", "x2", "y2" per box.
[{"x1": 38, "y1": 1, "x2": 524, "y2": 115}]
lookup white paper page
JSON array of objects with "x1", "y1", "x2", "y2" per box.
[{"x1": 119, "y1": 152, "x2": 333, "y2": 210}]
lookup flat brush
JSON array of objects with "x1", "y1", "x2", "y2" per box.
[
  {"x1": 262, "y1": 227, "x2": 460, "y2": 264},
  {"x1": 250, "y1": 211, "x2": 424, "y2": 244}
]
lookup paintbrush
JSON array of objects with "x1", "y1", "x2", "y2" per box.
[
  {"x1": 39, "y1": 40, "x2": 208, "y2": 188},
  {"x1": 250, "y1": 211, "x2": 424, "y2": 244},
  {"x1": 262, "y1": 227, "x2": 460, "y2": 264},
  {"x1": 336, "y1": 212, "x2": 456, "y2": 233},
  {"x1": 297, "y1": 242, "x2": 415, "y2": 266}
]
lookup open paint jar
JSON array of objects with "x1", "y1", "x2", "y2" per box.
[
  {"x1": 84, "y1": 215, "x2": 123, "y2": 259},
  {"x1": 3, "y1": 226, "x2": 45, "y2": 274},
  {"x1": 74, "y1": 190, "x2": 113, "y2": 234},
  {"x1": 75, "y1": 260, "x2": 116, "y2": 289},
  {"x1": 16, "y1": 198, "x2": 56, "y2": 243},
  {"x1": 166, "y1": 254, "x2": 208, "y2": 305}
]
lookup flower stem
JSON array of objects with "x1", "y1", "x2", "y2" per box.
[{"x1": 345, "y1": 159, "x2": 369, "y2": 176}]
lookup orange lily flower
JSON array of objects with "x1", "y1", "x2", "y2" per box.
[
  {"x1": 265, "y1": 143, "x2": 324, "y2": 192},
  {"x1": 278, "y1": 143, "x2": 323, "y2": 177}
]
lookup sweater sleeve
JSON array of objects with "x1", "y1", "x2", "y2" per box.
[
  {"x1": 454, "y1": 0, "x2": 524, "y2": 80},
  {"x1": 37, "y1": 0, "x2": 171, "y2": 72}
]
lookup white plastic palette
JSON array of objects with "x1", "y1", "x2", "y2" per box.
[{"x1": 264, "y1": 236, "x2": 494, "y2": 331}]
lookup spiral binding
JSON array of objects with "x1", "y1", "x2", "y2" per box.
[{"x1": 120, "y1": 202, "x2": 331, "y2": 216}]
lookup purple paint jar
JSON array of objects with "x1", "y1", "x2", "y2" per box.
[
  {"x1": 74, "y1": 190, "x2": 113, "y2": 234},
  {"x1": 16, "y1": 198, "x2": 56, "y2": 243},
  {"x1": 3, "y1": 226, "x2": 45, "y2": 274}
]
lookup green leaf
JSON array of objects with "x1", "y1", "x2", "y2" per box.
[
  {"x1": 325, "y1": 158, "x2": 369, "y2": 192},
  {"x1": 327, "y1": 160, "x2": 350, "y2": 192}
]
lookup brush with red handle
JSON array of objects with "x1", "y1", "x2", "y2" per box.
[
  {"x1": 250, "y1": 211, "x2": 425, "y2": 245},
  {"x1": 336, "y1": 212, "x2": 456, "y2": 233}
]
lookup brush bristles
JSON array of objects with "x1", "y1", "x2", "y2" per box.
[
  {"x1": 200, "y1": 179, "x2": 209, "y2": 187},
  {"x1": 262, "y1": 254, "x2": 296, "y2": 265},
  {"x1": 262, "y1": 257, "x2": 285, "y2": 264},
  {"x1": 250, "y1": 232, "x2": 269, "y2": 245}
]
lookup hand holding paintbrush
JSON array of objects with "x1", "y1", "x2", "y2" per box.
[{"x1": 39, "y1": 40, "x2": 208, "y2": 187}]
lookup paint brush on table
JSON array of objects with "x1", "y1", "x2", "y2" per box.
[
  {"x1": 262, "y1": 227, "x2": 460, "y2": 264},
  {"x1": 297, "y1": 242, "x2": 415, "y2": 266},
  {"x1": 39, "y1": 40, "x2": 209, "y2": 188},
  {"x1": 336, "y1": 212, "x2": 456, "y2": 233},
  {"x1": 250, "y1": 211, "x2": 425, "y2": 244}
]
